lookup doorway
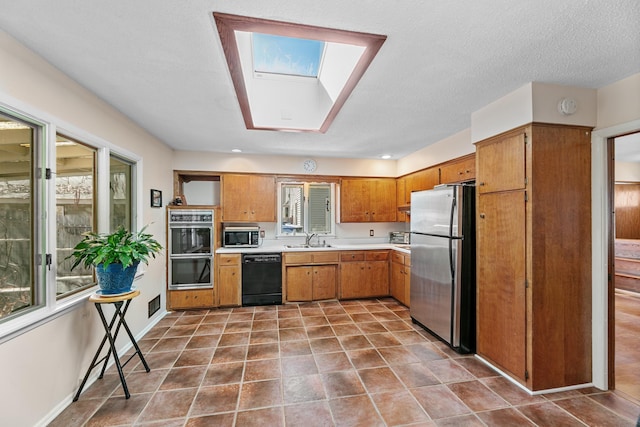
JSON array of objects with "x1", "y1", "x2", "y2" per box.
[{"x1": 610, "y1": 131, "x2": 640, "y2": 401}]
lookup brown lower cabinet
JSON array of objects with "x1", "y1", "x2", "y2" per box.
[
  {"x1": 340, "y1": 251, "x2": 389, "y2": 299},
  {"x1": 217, "y1": 253, "x2": 241, "y2": 307},
  {"x1": 167, "y1": 289, "x2": 214, "y2": 310},
  {"x1": 283, "y1": 252, "x2": 339, "y2": 302},
  {"x1": 390, "y1": 251, "x2": 410, "y2": 306}
]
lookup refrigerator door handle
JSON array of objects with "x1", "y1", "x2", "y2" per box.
[
  {"x1": 448, "y1": 238, "x2": 455, "y2": 280},
  {"x1": 448, "y1": 193, "x2": 457, "y2": 278}
]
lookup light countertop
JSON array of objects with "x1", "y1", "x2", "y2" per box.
[{"x1": 216, "y1": 243, "x2": 410, "y2": 254}]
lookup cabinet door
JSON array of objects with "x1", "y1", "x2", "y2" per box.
[
  {"x1": 312, "y1": 265, "x2": 337, "y2": 300},
  {"x1": 476, "y1": 191, "x2": 526, "y2": 381},
  {"x1": 340, "y1": 179, "x2": 370, "y2": 222},
  {"x1": 218, "y1": 264, "x2": 241, "y2": 306},
  {"x1": 222, "y1": 174, "x2": 275, "y2": 222},
  {"x1": 396, "y1": 177, "x2": 407, "y2": 222},
  {"x1": 222, "y1": 174, "x2": 250, "y2": 221},
  {"x1": 440, "y1": 156, "x2": 476, "y2": 184},
  {"x1": 369, "y1": 179, "x2": 397, "y2": 222},
  {"x1": 476, "y1": 132, "x2": 526, "y2": 194},
  {"x1": 340, "y1": 262, "x2": 366, "y2": 298},
  {"x1": 391, "y1": 261, "x2": 405, "y2": 304},
  {"x1": 249, "y1": 175, "x2": 276, "y2": 222},
  {"x1": 286, "y1": 266, "x2": 313, "y2": 301},
  {"x1": 403, "y1": 265, "x2": 411, "y2": 307},
  {"x1": 405, "y1": 167, "x2": 439, "y2": 203},
  {"x1": 366, "y1": 261, "x2": 390, "y2": 297}
]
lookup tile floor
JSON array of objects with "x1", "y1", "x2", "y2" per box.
[{"x1": 51, "y1": 298, "x2": 640, "y2": 426}]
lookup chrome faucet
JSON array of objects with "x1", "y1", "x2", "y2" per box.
[{"x1": 305, "y1": 233, "x2": 317, "y2": 246}]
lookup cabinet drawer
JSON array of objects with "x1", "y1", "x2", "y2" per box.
[
  {"x1": 340, "y1": 252, "x2": 365, "y2": 262},
  {"x1": 312, "y1": 252, "x2": 340, "y2": 263},
  {"x1": 219, "y1": 253, "x2": 241, "y2": 265},
  {"x1": 366, "y1": 251, "x2": 389, "y2": 261},
  {"x1": 284, "y1": 252, "x2": 313, "y2": 264},
  {"x1": 391, "y1": 251, "x2": 405, "y2": 264}
]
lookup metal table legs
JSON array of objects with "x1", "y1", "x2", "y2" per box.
[{"x1": 73, "y1": 294, "x2": 150, "y2": 401}]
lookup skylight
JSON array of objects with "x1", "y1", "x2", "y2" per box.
[
  {"x1": 252, "y1": 33, "x2": 325, "y2": 78},
  {"x1": 213, "y1": 13, "x2": 386, "y2": 133}
]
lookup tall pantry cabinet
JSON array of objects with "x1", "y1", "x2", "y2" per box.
[{"x1": 475, "y1": 123, "x2": 592, "y2": 391}]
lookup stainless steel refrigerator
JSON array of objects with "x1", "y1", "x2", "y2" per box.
[{"x1": 410, "y1": 184, "x2": 476, "y2": 354}]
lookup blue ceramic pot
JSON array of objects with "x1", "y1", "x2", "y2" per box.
[{"x1": 95, "y1": 262, "x2": 139, "y2": 294}]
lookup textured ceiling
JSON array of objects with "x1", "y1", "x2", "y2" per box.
[{"x1": 0, "y1": 0, "x2": 639, "y2": 159}]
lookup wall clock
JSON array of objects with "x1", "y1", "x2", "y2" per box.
[{"x1": 303, "y1": 159, "x2": 317, "y2": 172}]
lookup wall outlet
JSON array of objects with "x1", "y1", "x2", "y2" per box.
[
  {"x1": 260, "y1": 229, "x2": 265, "y2": 238},
  {"x1": 369, "y1": 229, "x2": 374, "y2": 237},
  {"x1": 148, "y1": 295, "x2": 161, "y2": 318}
]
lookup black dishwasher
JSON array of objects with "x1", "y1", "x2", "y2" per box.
[{"x1": 241, "y1": 253, "x2": 282, "y2": 306}]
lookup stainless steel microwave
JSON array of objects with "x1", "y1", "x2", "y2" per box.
[{"x1": 223, "y1": 226, "x2": 260, "y2": 248}]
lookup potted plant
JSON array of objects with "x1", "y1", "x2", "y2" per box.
[{"x1": 68, "y1": 225, "x2": 162, "y2": 295}]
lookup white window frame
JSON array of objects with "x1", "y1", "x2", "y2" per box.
[
  {"x1": 276, "y1": 181, "x2": 336, "y2": 238},
  {"x1": 0, "y1": 95, "x2": 143, "y2": 344}
]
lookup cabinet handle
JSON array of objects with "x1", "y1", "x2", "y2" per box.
[
  {"x1": 479, "y1": 182, "x2": 485, "y2": 186},
  {"x1": 479, "y1": 213, "x2": 485, "y2": 219}
]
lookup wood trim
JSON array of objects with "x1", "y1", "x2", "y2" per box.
[
  {"x1": 607, "y1": 136, "x2": 616, "y2": 390},
  {"x1": 213, "y1": 12, "x2": 386, "y2": 134}
]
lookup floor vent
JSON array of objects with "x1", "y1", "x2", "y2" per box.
[{"x1": 148, "y1": 295, "x2": 161, "y2": 318}]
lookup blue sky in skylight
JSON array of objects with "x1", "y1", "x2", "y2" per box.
[{"x1": 252, "y1": 33, "x2": 325, "y2": 78}]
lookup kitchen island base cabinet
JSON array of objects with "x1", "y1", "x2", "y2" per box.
[
  {"x1": 218, "y1": 254, "x2": 241, "y2": 307},
  {"x1": 475, "y1": 123, "x2": 592, "y2": 392},
  {"x1": 167, "y1": 289, "x2": 214, "y2": 310},
  {"x1": 340, "y1": 251, "x2": 389, "y2": 299}
]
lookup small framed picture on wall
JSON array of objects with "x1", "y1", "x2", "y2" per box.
[{"x1": 150, "y1": 189, "x2": 162, "y2": 208}]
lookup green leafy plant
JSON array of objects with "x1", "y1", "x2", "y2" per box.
[{"x1": 68, "y1": 225, "x2": 162, "y2": 270}]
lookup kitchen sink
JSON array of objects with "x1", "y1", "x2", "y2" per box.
[{"x1": 284, "y1": 244, "x2": 332, "y2": 249}]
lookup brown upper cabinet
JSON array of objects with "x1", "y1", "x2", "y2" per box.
[
  {"x1": 340, "y1": 178, "x2": 397, "y2": 222},
  {"x1": 476, "y1": 133, "x2": 525, "y2": 194},
  {"x1": 221, "y1": 174, "x2": 276, "y2": 222},
  {"x1": 439, "y1": 154, "x2": 476, "y2": 185}
]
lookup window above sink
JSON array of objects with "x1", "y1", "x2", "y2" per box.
[{"x1": 277, "y1": 181, "x2": 336, "y2": 237}]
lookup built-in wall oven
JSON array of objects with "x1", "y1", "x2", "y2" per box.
[{"x1": 168, "y1": 209, "x2": 214, "y2": 290}]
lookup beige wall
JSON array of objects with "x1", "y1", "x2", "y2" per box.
[
  {"x1": 616, "y1": 161, "x2": 640, "y2": 182},
  {"x1": 597, "y1": 73, "x2": 640, "y2": 129},
  {"x1": 173, "y1": 151, "x2": 398, "y2": 177},
  {"x1": 0, "y1": 31, "x2": 173, "y2": 426}
]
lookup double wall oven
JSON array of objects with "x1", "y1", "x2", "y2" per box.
[{"x1": 168, "y1": 209, "x2": 215, "y2": 290}]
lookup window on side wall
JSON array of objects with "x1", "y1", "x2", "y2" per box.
[
  {"x1": 0, "y1": 103, "x2": 139, "y2": 336},
  {"x1": 277, "y1": 181, "x2": 335, "y2": 237},
  {"x1": 109, "y1": 155, "x2": 134, "y2": 232},
  {"x1": 55, "y1": 134, "x2": 97, "y2": 298},
  {"x1": 0, "y1": 112, "x2": 43, "y2": 320}
]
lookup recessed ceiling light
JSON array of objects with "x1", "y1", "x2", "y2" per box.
[
  {"x1": 381, "y1": 154, "x2": 392, "y2": 159},
  {"x1": 232, "y1": 148, "x2": 242, "y2": 153}
]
